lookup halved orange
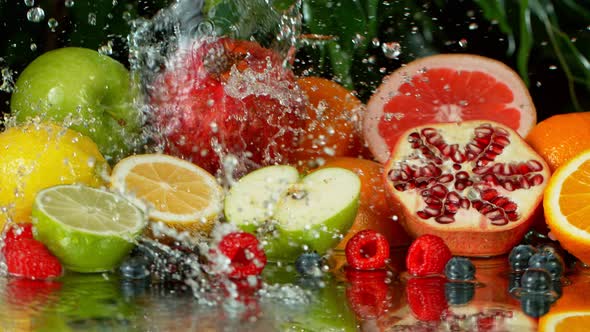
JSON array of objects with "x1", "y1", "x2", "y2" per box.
[
  {"x1": 110, "y1": 154, "x2": 224, "y2": 237},
  {"x1": 544, "y1": 149, "x2": 590, "y2": 264}
]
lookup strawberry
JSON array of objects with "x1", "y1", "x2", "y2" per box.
[
  {"x1": 2, "y1": 238, "x2": 62, "y2": 280},
  {"x1": 406, "y1": 276, "x2": 448, "y2": 321},
  {"x1": 406, "y1": 234, "x2": 452, "y2": 276},
  {"x1": 4, "y1": 223, "x2": 34, "y2": 244},
  {"x1": 217, "y1": 232, "x2": 267, "y2": 279},
  {"x1": 345, "y1": 229, "x2": 390, "y2": 270}
]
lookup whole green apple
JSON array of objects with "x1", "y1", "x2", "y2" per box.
[{"x1": 10, "y1": 47, "x2": 144, "y2": 163}]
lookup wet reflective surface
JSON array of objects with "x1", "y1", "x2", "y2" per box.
[{"x1": 1, "y1": 247, "x2": 586, "y2": 331}]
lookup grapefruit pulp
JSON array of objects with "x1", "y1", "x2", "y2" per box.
[{"x1": 364, "y1": 54, "x2": 536, "y2": 163}]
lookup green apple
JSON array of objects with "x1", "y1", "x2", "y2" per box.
[
  {"x1": 10, "y1": 47, "x2": 144, "y2": 163},
  {"x1": 224, "y1": 165, "x2": 361, "y2": 261}
]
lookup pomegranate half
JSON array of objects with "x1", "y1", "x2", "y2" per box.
[{"x1": 383, "y1": 120, "x2": 550, "y2": 256}]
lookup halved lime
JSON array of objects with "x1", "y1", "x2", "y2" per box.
[{"x1": 32, "y1": 184, "x2": 147, "y2": 273}]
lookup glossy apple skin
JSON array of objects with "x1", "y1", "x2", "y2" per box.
[
  {"x1": 10, "y1": 47, "x2": 143, "y2": 163},
  {"x1": 149, "y1": 38, "x2": 306, "y2": 175}
]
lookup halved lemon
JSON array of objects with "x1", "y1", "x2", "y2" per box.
[
  {"x1": 544, "y1": 149, "x2": 590, "y2": 265},
  {"x1": 110, "y1": 154, "x2": 224, "y2": 237}
]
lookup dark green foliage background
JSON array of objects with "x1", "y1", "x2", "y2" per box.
[{"x1": 1, "y1": 0, "x2": 589, "y2": 122}]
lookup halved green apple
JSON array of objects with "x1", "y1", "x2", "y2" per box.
[{"x1": 224, "y1": 165, "x2": 361, "y2": 261}]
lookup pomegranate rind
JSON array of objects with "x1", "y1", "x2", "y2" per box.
[
  {"x1": 383, "y1": 120, "x2": 549, "y2": 257},
  {"x1": 365, "y1": 54, "x2": 536, "y2": 163}
]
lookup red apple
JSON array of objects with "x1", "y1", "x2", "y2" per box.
[{"x1": 149, "y1": 38, "x2": 306, "y2": 175}]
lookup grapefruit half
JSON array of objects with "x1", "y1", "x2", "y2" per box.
[{"x1": 364, "y1": 54, "x2": 536, "y2": 163}]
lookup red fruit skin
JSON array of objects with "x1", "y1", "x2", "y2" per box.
[
  {"x1": 406, "y1": 234, "x2": 452, "y2": 277},
  {"x1": 345, "y1": 229, "x2": 390, "y2": 270},
  {"x1": 406, "y1": 276, "x2": 448, "y2": 322},
  {"x1": 345, "y1": 269, "x2": 390, "y2": 319},
  {"x1": 4, "y1": 223, "x2": 34, "y2": 244},
  {"x1": 6, "y1": 279, "x2": 62, "y2": 306},
  {"x1": 218, "y1": 232, "x2": 267, "y2": 279},
  {"x1": 2, "y1": 238, "x2": 63, "y2": 280},
  {"x1": 149, "y1": 38, "x2": 306, "y2": 175}
]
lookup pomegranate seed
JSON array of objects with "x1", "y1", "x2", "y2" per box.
[
  {"x1": 527, "y1": 174, "x2": 544, "y2": 185},
  {"x1": 503, "y1": 202, "x2": 517, "y2": 212},
  {"x1": 507, "y1": 211, "x2": 519, "y2": 221},
  {"x1": 455, "y1": 171, "x2": 469, "y2": 180},
  {"x1": 481, "y1": 189, "x2": 498, "y2": 201},
  {"x1": 430, "y1": 184, "x2": 448, "y2": 198},
  {"x1": 491, "y1": 196, "x2": 509, "y2": 208},
  {"x1": 424, "y1": 206, "x2": 442, "y2": 217},
  {"x1": 493, "y1": 135, "x2": 510, "y2": 147},
  {"x1": 417, "y1": 211, "x2": 430, "y2": 219},
  {"x1": 435, "y1": 215, "x2": 455, "y2": 224},
  {"x1": 460, "y1": 198, "x2": 471, "y2": 209},
  {"x1": 528, "y1": 160, "x2": 543, "y2": 172},
  {"x1": 489, "y1": 143, "x2": 504, "y2": 155},
  {"x1": 491, "y1": 216, "x2": 509, "y2": 226},
  {"x1": 472, "y1": 200, "x2": 484, "y2": 210},
  {"x1": 494, "y1": 127, "x2": 509, "y2": 136},
  {"x1": 452, "y1": 163, "x2": 462, "y2": 170},
  {"x1": 479, "y1": 204, "x2": 494, "y2": 215},
  {"x1": 438, "y1": 174, "x2": 454, "y2": 183}
]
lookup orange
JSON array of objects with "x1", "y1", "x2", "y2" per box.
[
  {"x1": 292, "y1": 77, "x2": 367, "y2": 167},
  {"x1": 110, "y1": 154, "x2": 224, "y2": 238},
  {"x1": 313, "y1": 157, "x2": 411, "y2": 250},
  {"x1": 526, "y1": 112, "x2": 590, "y2": 172},
  {"x1": 544, "y1": 149, "x2": 590, "y2": 264},
  {"x1": 538, "y1": 273, "x2": 590, "y2": 332}
]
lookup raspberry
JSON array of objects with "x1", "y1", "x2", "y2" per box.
[
  {"x1": 218, "y1": 232, "x2": 267, "y2": 279},
  {"x1": 345, "y1": 269, "x2": 390, "y2": 319},
  {"x1": 2, "y1": 238, "x2": 62, "y2": 280},
  {"x1": 4, "y1": 223, "x2": 34, "y2": 245},
  {"x1": 406, "y1": 276, "x2": 448, "y2": 321},
  {"x1": 406, "y1": 234, "x2": 452, "y2": 276},
  {"x1": 345, "y1": 230, "x2": 390, "y2": 270}
]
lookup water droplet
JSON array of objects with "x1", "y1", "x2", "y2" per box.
[
  {"x1": 26, "y1": 7, "x2": 45, "y2": 23},
  {"x1": 371, "y1": 38, "x2": 380, "y2": 47},
  {"x1": 98, "y1": 40, "x2": 113, "y2": 55},
  {"x1": 469, "y1": 23, "x2": 478, "y2": 30},
  {"x1": 64, "y1": 0, "x2": 74, "y2": 7},
  {"x1": 88, "y1": 13, "x2": 97, "y2": 25},
  {"x1": 47, "y1": 18, "x2": 58, "y2": 30},
  {"x1": 458, "y1": 38, "x2": 468, "y2": 48},
  {"x1": 381, "y1": 42, "x2": 401, "y2": 59},
  {"x1": 30, "y1": 43, "x2": 37, "y2": 51},
  {"x1": 0, "y1": 67, "x2": 15, "y2": 93},
  {"x1": 122, "y1": 11, "x2": 131, "y2": 21},
  {"x1": 24, "y1": 0, "x2": 34, "y2": 7},
  {"x1": 549, "y1": 65, "x2": 557, "y2": 70}
]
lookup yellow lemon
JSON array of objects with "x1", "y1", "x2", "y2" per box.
[{"x1": 0, "y1": 123, "x2": 108, "y2": 228}]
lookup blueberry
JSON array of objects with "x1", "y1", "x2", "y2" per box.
[
  {"x1": 528, "y1": 251, "x2": 564, "y2": 280},
  {"x1": 445, "y1": 282, "x2": 475, "y2": 305},
  {"x1": 295, "y1": 252, "x2": 323, "y2": 277},
  {"x1": 119, "y1": 255, "x2": 151, "y2": 279},
  {"x1": 508, "y1": 273, "x2": 521, "y2": 298},
  {"x1": 520, "y1": 293, "x2": 552, "y2": 318},
  {"x1": 508, "y1": 245, "x2": 537, "y2": 272},
  {"x1": 121, "y1": 278, "x2": 151, "y2": 299},
  {"x1": 444, "y1": 257, "x2": 475, "y2": 281},
  {"x1": 520, "y1": 268, "x2": 553, "y2": 293}
]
